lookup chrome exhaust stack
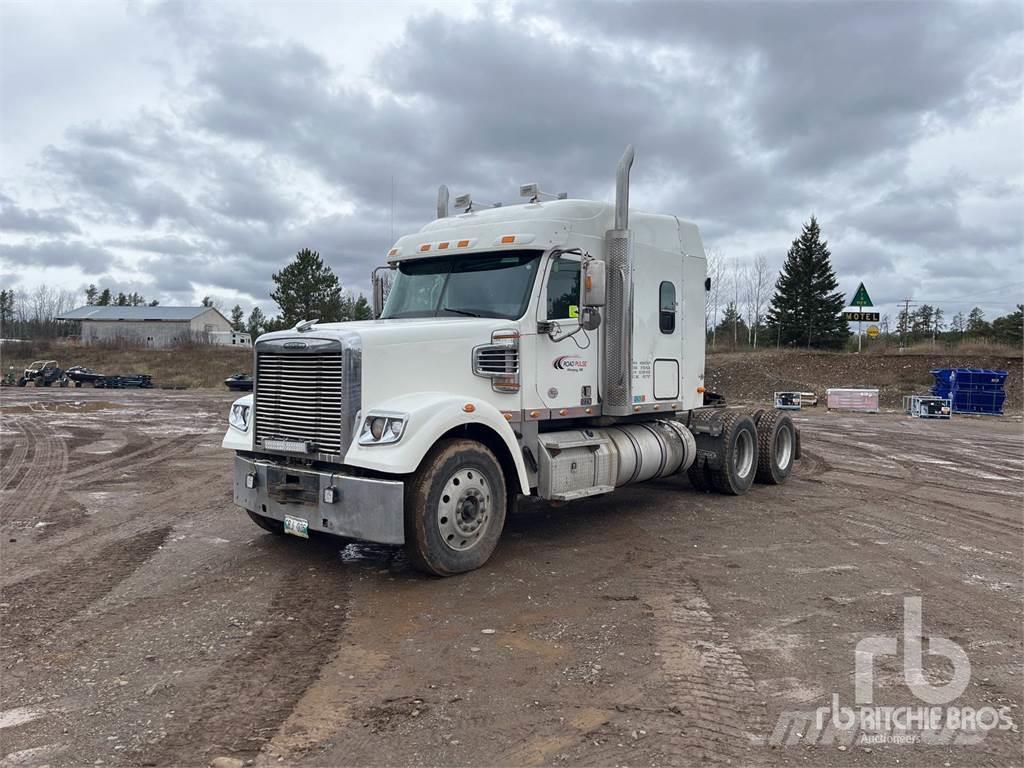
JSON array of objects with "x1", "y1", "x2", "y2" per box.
[
  {"x1": 602, "y1": 145, "x2": 635, "y2": 417},
  {"x1": 437, "y1": 184, "x2": 449, "y2": 219}
]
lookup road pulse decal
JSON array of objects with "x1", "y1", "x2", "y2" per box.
[{"x1": 553, "y1": 355, "x2": 588, "y2": 372}]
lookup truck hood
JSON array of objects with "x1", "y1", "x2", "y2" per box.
[{"x1": 258, "y1": 317, "x2": 518, "y2": 347}]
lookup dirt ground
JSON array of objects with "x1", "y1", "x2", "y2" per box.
[{"x1": 1, "y1": 389, "x2": 1021, "y2": 768}]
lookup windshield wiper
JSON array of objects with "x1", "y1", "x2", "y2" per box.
[{"x1": 442, "y1": 307, "x2": 481, "y2": 317}]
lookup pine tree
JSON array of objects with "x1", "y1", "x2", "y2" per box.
[
  {"x1": 246, "y1": 307, "x2": 266, "y2": 338},
  {"x1": 115, "y1": 292, "x2": 129, "y2": 306},
  {"x1": 0, "y1": 289, "x2": 13, "y2": 329},
  {"x1": 991, "y1": 305, "x2": 1023, "y2": 346},
  {"x1": 271, "y1": 249, "x2": 344, "y2": 325},
  {"x1": 149, "y1": 299, "x2": 160, "y2": 306},
  {"x1": 85, "y1": 284, "x2": 98, "y2": 305},
  {"x1": 966, "y1": 307, "x2": 988, "y2": 335},
  {"x1": 229, "y1": 304, "x2": 245, "y2": 331},
  {"x1": 97, "y1": 289, "x2": 112, "y2": 306},
  {"x1": 765, "y1": 217, "x2": 848, "y2": 349},
  {"x1": 348, "y1": 294, "x2": 372, "y2": 321},
  {"x1": 714, "y1": 302, "x2": 748, "y2": 347}
]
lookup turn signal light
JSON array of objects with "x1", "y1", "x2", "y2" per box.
[
  {"x1": 500, "y1": 235, "x2": 516, "y2": 244},
  {"x1": 463, "y1": 403, "x2": 476, "y2": 413},
  {"x1": 697, "y1": 386, "x2": 706, "y2": 393}
]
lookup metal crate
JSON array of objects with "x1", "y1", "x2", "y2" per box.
[
  {"x1": 903, "y1": 395, "x2": 952, "y2": 420},
  {"x1": 826, "y1": 388, "x2": 879, "y2": 413}
]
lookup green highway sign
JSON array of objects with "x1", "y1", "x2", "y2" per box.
[
  {"x1": 851, "y1": 282, "x2": 873, "y2": 307},
  {"x1": 844, "y1": 311, "x2": 880, "y2": 322}
]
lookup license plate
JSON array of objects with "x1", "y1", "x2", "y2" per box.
[{"x1": 283, "y1": 515, "x2": 309, "y2": 539}]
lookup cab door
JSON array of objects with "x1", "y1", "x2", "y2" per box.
[{"x1": 533, "y1": 253, "x2": 600, "y2": 416}]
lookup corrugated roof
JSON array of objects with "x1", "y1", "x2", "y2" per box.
[{"x1": 56, "y1": 305, "x2": 217, "y2": 321}]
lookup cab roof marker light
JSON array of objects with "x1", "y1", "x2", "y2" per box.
[
  {"x1": 494, "y1": 234, "x2": 535, "y2": 246},
  {"x1": 438, "y1": 241, "x2": 450, "y2": 250},
  {"x1": 419, "y1": 243, "x2": 431, "y2": 252},
  {"x1": 388, "y1": 247, "x2": 399, "y2": 257},
  {"x1": 457, "y1": 239, "x2": 471, "y2": 248}
]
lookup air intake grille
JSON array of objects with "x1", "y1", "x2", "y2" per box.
[
  {"x1": 473, "y1": 346, "x2": 519, "y2": 375},
  {"x1": 254, "y1": 352, "x2": 344, "y2": 454}
]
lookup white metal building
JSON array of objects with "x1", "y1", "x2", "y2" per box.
[{"x1": 57, "y1": 306, "x2": 234, "y2": 348}]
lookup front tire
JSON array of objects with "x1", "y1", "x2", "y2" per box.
[{"x1": 405, "y1": 438, "x2": 507, "y2": 576}]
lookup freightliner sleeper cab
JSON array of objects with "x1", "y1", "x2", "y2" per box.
[{"x1": 223, "y1": 146, "x2": 798, "y2": 575}]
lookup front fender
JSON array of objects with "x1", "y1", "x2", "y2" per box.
[
  {"x1": 221, "y1": 393, "x2": 254, "y2": 451},
  {"x1": 343, "y1": 392, "x2": 530, "y2": 494}
]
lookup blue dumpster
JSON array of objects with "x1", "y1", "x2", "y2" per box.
[{"x1": 930, "y1": 368, "x2": 1008, "y2": 415}]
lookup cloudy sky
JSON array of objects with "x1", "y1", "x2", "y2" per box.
[{"x1": 2, "y1": 0, "x2": 1022, "y2": 324}]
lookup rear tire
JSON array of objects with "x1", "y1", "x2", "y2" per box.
[
  {"x1": 405, "y1": 438, "x2": 507, "y2": 576},
  {"x1": 754, "y1": 410, "x2": 796, "y2": 485},
  {"x1": 709, "y1": 412, "x2": 759, "y2": 495},
  {"x1": 247, "y1": 509, "x2": 283, "y2": 534}
]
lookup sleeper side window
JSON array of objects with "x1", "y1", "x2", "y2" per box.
[
  {"x1": 546, "y1": 258, "x2": 581, "y2": 319},
  {"x1": 659, "y1": 281, "x2": 676, "y2": 334}
]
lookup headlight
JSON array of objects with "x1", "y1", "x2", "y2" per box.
[
  {"x1": 229, "y1": 403, "x2": 251, "y2": 431},
  {"x1": 359, "y1": 412, "x2": 407, "y2": 445}
]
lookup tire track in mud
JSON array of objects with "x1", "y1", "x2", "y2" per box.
[
  {"x1": 0, "y1": 415, "x2": 67, "y2": 525},
  {"x1": 607, "y1": 571, "x2": 767, "y2": 766},
  {"x1": 139, "y1": 545, "x2": 351, "y2": 766},
  {"x1": 67, "y1": 433, "x2": 196, "y2": 485},
  {"x1": 0, "y1": 526, "x2": 171, "y2": 651},
  {"x1": 516, "y1": 568, "x2": 769, "y2": 767},
  {"x1": 0, "y1": 418, "x2": 29, "y2": 491}
]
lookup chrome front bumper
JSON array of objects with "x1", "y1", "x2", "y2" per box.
[{"x1": 234, "y1": 455, "x2": 405, "y2": 544}]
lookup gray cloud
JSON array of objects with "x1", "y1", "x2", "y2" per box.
[
  {"x1": 0, "y1": 193, "x2": 80, "y2": 234},
  {"x1": 0, "y1": 240, "x2": 116, "y2": 272},
  {"x1": 1, "y1": 1, "x2": 1020, "y2": 320}
]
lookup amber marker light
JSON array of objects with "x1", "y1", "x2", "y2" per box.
[
  {"x1": 457, "y1": 239, "x2": 470, "y2": 248},
  {"x1": 500, "y1": 235, "x2": 516, "y2": 244},
  {"x1": 462, "y1": 403, "x2": 476, "y2": 413},
  {"x1": 419, "y1": 244, "x2": 431, "y2": 252}
]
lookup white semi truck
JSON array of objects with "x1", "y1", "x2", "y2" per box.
[{"x1": 222, "y1": 147, "x2": 798, "y2": 575}]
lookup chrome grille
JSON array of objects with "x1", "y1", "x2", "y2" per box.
[{"x1": 254, "y1": 352, "x2": 344, "y2": 454}]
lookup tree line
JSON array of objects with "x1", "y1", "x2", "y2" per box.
[
  {"x1": 0, "y1": 248, "x2": 373, "y2": 342},
  {"x1": 705, "y1": 216, "x2": 1023, "y2": 351}
]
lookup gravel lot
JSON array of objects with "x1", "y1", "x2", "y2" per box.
[{"x1": 1, "y1": 389, "x2": 1021, "y2": 767}]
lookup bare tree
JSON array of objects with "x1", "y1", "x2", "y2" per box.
[
  {"x1": 731, "y1": 254, "x2": 744, "y2": 347},
  {"x1": 705, "y1": 248, "x2": 728, "y2": 349},
  {"x1": 745, "y1": 254, "x2": 771, "y2": 348}
]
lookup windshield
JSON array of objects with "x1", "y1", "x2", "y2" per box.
[{"x1": 381, "y1": 250, "x2": 541, "y2": 320}]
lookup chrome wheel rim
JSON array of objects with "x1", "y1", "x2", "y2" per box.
[
  {"x1": 775, "y1": 424, "x2": 793, "y2": 470},
  {"x1": 437, "y1": 467, "x2": 491, "y2": 551},
  {"x1": 734, "y1": 429, "x2": 754, "y2": 479}
]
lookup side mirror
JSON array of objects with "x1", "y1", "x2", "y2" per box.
[
  {"x1": 371, "y1": 266, "x2": 391, "y2": 319},
  {"x1": 582, "y1": 259, "x2": 606, "y2": 307}
]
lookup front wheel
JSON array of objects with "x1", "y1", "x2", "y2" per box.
[{"x1": 404, "y1": 438, "x2": 507, "y2": 576}]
